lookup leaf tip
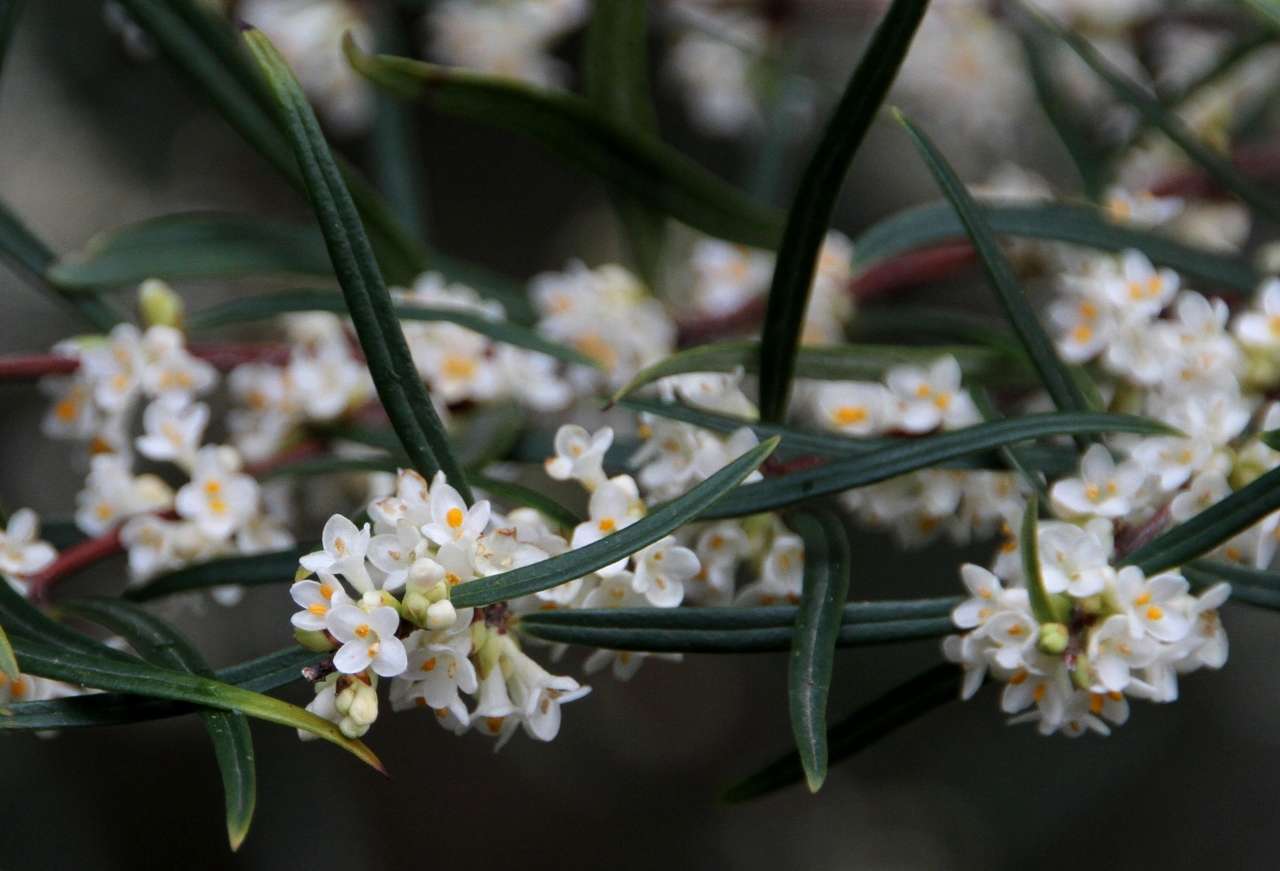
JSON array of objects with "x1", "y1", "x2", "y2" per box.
[
  {"x1": 804, "y1": 769, "x2": 826, "y2": 794},
  {"x1": 227, "y1": 820, "x2": 251, "y2": 852}
]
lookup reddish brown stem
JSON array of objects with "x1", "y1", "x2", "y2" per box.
[
  {"x1": 244, "y1": 439, "x2": 329, "y2": 478},
  {"x1": 26, "y1": 525, "x2": 124, "y2": 603},
  {"x1": 0, "y1": 354, "x2": 80, "y2": 381},
  {"x1": 0, "y1": 343, "x2": 292, "y2": 383},
  {"x1": 1150, "y1": 141, "x2": 1280, "y2": 199}
]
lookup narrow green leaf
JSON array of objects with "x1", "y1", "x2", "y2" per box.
[
  {"x1": 1124, "y1": 465, "x2": 1280, "y2": 574},
  {"x1": 344, "y1": 37, "x2": 784, "y2": 249},
  {"x1": 723, "y1": 663, "x2": 959, "y2": 802},
  {"x1": 451, "y1": 437, "x2": 779, "y2": 607},
  {"x1": 0, "y1": 621, "x2": 19, "y2": 682},
  {"x1": 187, "y1": 288, "x2": 595, "y2": 366},
  {"x1": 853, "y1": 201, "x2": 1259, "y2": 293},
  {"x1": 0, "y1": 199, "x2": 120, "y2": 330},
  {"x1": 369, "y1": 6, "x2": 429, "y2": 240},
  {"x1": 1182, "y1": 562, "x2": 1280, "y2": 611},
  {"x1": 518, "y1": 618, "x2": 952, "y2": 652},
  {"x1": 1029, "y1": 8, "x2": 1280, "y2": 223},
  {"x1": 48, "y1": 213, "x2": 333, "y2": 288},
  {"x1": 1020, "y1": 494, "x2": 1058, "y2": 624},
  {"x1": 469, "y1": 474, "x2": 583, "y2": 531},
  {"x1": 757, "y1": 0, "x2": 929, "y2": 421},
  {"x1": 125, "y1": 546, "x2": 308, "y2": 602},
  {"x1": 517, "y1": 597, "x2": 960, "y2": 630},
  {"x1": 246, "y1": 28, "x2": 471, "y2": 501},
  {"x1": 622, "y1": 396, "x2": 1078, "y2": 475},
  {"x1": 850, "y1": 307, "x2": 1021, "y2": 356},
  {"x1": 115, "y1": 0, "x2": 427, "y2": 284},
  {"x1": 1018, "y1": 27, "x2": 1107, "y2": 199},
  {"x1": 702, "y1": 413, "x2": 1175, "y2": 519},
  {"x1": 584, "y1": 0, "x2": 666, "y2": 282},
  {"x1": 897, "y1": 113, "x2": 1091, "y2": 414},
  {"x1": 0, "y1": 576, "x2": 136, "y2": 664},
  {"x1": 8, "y1": 633, "x2": 383, "y2": 771},
  {"x1": 1245, "y1": 0, "x2": 1280, "y2": 29},
  {"x1": 64, "y1": 599, "x2": 256, "y2": 850},
  {"x1": 611, "y1": 339, "x2": 1026, "y2": 405},
  {"x1": 787, "y1": 511, "x2": 852, "y2": 792},
  {"x1": 1, "y1": 647, "x2": 323, "y2": 731}
]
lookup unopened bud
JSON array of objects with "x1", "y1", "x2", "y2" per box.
[
  {"x1": 138, "y1": 279, "x2": 184, "y2": 328},
  {"x1": 335, "y1": 684, "x2": 357, "y2": 716},
  {"x1": 293, "y1": 628, "x2": 335, "y2": 653},
  {"x1": 1037, "y1": 623, "x2": 1069, "y2": 655},
  {"x1": 339, "y1": 717, "x2": 369, "y2": 739},
  {"x1": 348, "y1": 683, "x2": 378, "y2": 726},
  {"x1": 426, "y1": 599, "x2": 457, "y2": 630},
  {"x1": 409, "y1": 557, "x2": 444, "y2": 587},
  {"x1": 403, "y1": 591, "x2": 431, "y2": 626}
]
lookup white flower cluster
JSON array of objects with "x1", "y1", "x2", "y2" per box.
[
  {"x1": 396, "y1": 273, "x2": 571, "y2": 411},
  {"x1": 289, "y1": 470, "x2": 592, "y2": 745},
  {"x1": 944, "y1": 525, "x2": 1228, "y2": 737},
  {"x1": 227, "y1": 313, "x2": 374, "y2": 464},
  {"x1": 532, "y1": 261, "x2": 676, "y2": 389},
  {"x1": 0, "y1": 509, "x2": 58, "y2": 595},
  {"x1": 805, "y1": 355, "x2": 1025, "y2": 547},
  {"x1": 684, "y1": 232, "x2": 855, "y2": 344},
  {"x1": 425, "y1": 0, "x2": 588, "y2": 89},
  {"x1": 238, "y1": 0, "x2": 375, "y2": 133}
]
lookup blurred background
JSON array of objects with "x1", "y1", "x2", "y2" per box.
[{"x1": 2, "y1": 2, "x2": 1278, "y2": 869}]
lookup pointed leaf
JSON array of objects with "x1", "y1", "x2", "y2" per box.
[
  {"x1": 125, "y1": 546, "x2": 309, "y2": 602},
  {"x1": 853, "y1": 201, "x2": 1259, "y2": 293},
  {"x1": 722, "y1": 663, "x2": 960, "y2": 802},
  {"x1": 518, "y1": 618, "x2": 951, "y2": 652},
  {"x1": 469, "y1": 474, "x2": 583, "y2": 531},
  {"x1": 898, "y1": 113, "x2": 1091, "y2": 414},
  {"x1": 787, "y1": 511, "x2": 852, "y2": 792},
  {"x1": 702, "y1": 413, "x2": 1176, "y2": 519},
  {"x1": 757, "y1": 0, "x2": 929, "y2": 420},
  {"x1": 64, "y1": 599, "x2": 255, "y2": 850},
  {"x1": 246, "y1": 28, "x2": 471, "y2": 501},
  {"x1": 517, "y1": 597, "x2": 959, "y2": 631},
  {"x1": 344, "y1": 38, "x2": 784, "y2": 248},
  {"x1": 451, "y1": 437, "x2": 779, "y2": 607}
]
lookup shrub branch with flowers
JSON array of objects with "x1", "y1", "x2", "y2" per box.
[{"x1": 3, "y1": 0, "x2": 1280, "y2": 850}]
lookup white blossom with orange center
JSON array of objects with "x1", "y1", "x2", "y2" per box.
[
  {"x1": 288, "y1": 574, "x2": 349, "y2": 632},
  {"x1": 174, "y1": 445, "x2": 259, "y2": 540},
  {"x1": 326, "y1": 599, "x2": 407, "y2": 677},
  {"x1": 421, "y1": 474, "x2": 491, "y2": 548}
]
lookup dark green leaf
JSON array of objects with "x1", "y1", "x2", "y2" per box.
[
  {"x1": 518, "y1": 617, "x2": 951, "y2": 652},
  {"x1": 8, "y1": 633, "x2": 382, "y2": 770},
  {"x1": 898, "y1": 113, "x2": 1092, "y2": 414},
  {"x1": 611, "y1": 339, "x2": 1026, "y2": 405},
  {"x1": 1, "y1": 647, "x2": 323, "y2": 730},
  {"x1": 1029, "y1": 8, "x2": 1280, "y2": 223},
  {"x1": 345, "y1": 38, "x2": 784, "y2": 249},
  {"x1": 853, "y1": 201, "x2": 1259, "y2": 293},
  {"x1": 469, "y1": 474, "x2": 583, "y2": 531},
  {"x1": 48, "y1": 213, "x2": 333, "y2": 288},
  {"x1": 850, "y1": 307, "x2": 1021, "y2": 356},
  {"x1": 723, "y1": 663, "x2": 960, "y2": 802},
  {"x1": 0, "y1": 199, "x2": 120, "y2": 330},
  {"x1": 702, "y1": 413, "x2": 1175, "y2": 519},
  {"x1": 757, "y1": 0, "x2": 929, "y2": 421},
  {"x1": 584, "y1": 0, "x2": 666, "y2": 282},
  {"x1": 125, "y1": 546, "x2": 308, "y2": 602},
  {"x1": 246, "y1": 28, "x2": 471, "y2": 501},
  {"x1": 0, "y1": 577, "x2": 135, "y2": 664},
  {"x1": 787, "y1": 511, "x2": 852, "y2": 792},
  {"x1": 517, "y1": 597, "x2": 959, "y2": 630},
  {"x1": 64, "y1": 599, "x2": 255, "y2": 850},
  {"x1": 187, "y1": 288, "x2": 594, "y2": 366},
  {"x1": 369, "y1": 7, "x2": 429, "y2": 241},
  {"x1": 1124, "y1": 465, "x2": 1280, "y2": 574},
  {"x1": 451, "y1": 437, "x2": 779, "y2": 607}
]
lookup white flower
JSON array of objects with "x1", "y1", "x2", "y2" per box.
[
  {"x1": 505, "y1": 644, "x2": 590, "y2": 743},
  {"x1": 395, "y1": 626, "x2": 478, "y2": 723},
  {"x1": 0, "y1": 509, "x2": 56, "y2": 578},
  {"x1": 75, "y1": 455, "x2": 173, "y2": 535},
  {"x1": 174, "y1": 446, "x2": 259, "y2": 539},
  {"x1": 952, "y1": 564, "x2": 1010, "y2": 629},
  {"x1": 1049, "y1": 444, "x2": 1146, "y2": 519},
  {"x1": 631, "y1": 536, "x2": 699, "y2": 608},
  {"x1": 687, "y1": 239, "x2": 772, "y2": 316},
  {"x1": 368, "y1": 468, "x2": 433, "y2": 531},
  {"x1": 1102, "y1": 251, "x2": 1179, "y2": 317},
  {"x1": 1104, "y1": 189, "x2": 1183, "y2": 226},
  {"x1": 1087, "y1": 614, "x2": 1159, "y2": 692},
  {"x1": 978, "y1": 609, "x2": 1039, "y2": 671},
  {"x1": 814, "y1": 382, "x2": 893, "y2": 436},
  {"x1": 1180, "y1": 582, "x2": 1230, "y2": 670},
  {"x1": 138, "y1": 326, "x2": 217, "y2": 403},
  {"x1": 885, "y1": 356, "x2": 980, "y2": 433},
  {"x1": 422, "y1": 474, "x2": 491, "y2": 547},
  {"x1": 1037, "y1": 521, "x2": 1115, "y2": 597},
  {"x1": 288, "y1": 574, "x2": 348, "y2": 632},
  {"x1": 1170, "y1": 471, "x2": 1230, "y2": 523},
  {"x1": 300, "y1": 514, "x2": 375, "y2": 593},
  {"x1": 326, "y1": 600, "x2": 407, "y2": 677},
  {"x1": 1113, "y1": 567, "x2": 1192, "y2": 643},
  {"x1": 544, "y1": 424, "x2": 612, "y2": 491},
  {"x1": 570, "y1": 476, "x2": 643, "y2": 575},
  {"x1": 471, "y1": 667, "x2": 519, "y2": 744},
  {"x1": 1234, "y1": 278, "x2": 1280, "y2": 348},
  {"x1": 135, "y1": 399, "x2": 209, "y2": 469},
  {"x1": 367, "y1": 521, "x2": 426, "y2": 591}
]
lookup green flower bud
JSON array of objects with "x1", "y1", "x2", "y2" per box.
[
  {"x1": 1037, "y1": 623, "x2": 1069, "y2": 655},
  {"x1": 348, "y1": 683, "x2": 378, "y2": 726},
  {"x1": 338, "y1": 717, "x2": 369, "y2": 740},
  {"x1": 138, "y1": 279, "x2": 184, "y2": 328},
  {"x1": 403, "y1": 590, "x2": 431, "y2": 627},
  {"x1": 293, "y1": 628, "x2": 335, "y2": 652}
]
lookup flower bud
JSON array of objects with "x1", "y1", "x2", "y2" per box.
[
  {"x1": 403, "y1": 590, "x2": 431, "y2": 626},
  {"x1": 348, "y1": 683, "x2": 379, "y2": 726},
  {"x1": 335, "y1": 684, "x2": 357, "y2": 716},
  {"x1": 293, "y1": 628, "x2": 336, "y2": 652},
  {"x1": 138, "y1": 279, "x2": 184, "y2": 328},
  {"x1": 409, "y1": 557, "x2": 444, "y2": 587},
  {"x1": 1037, "y1": 623, "x2": 1069, "y2": 655},
  {"x1": 426, "y1": 599, "x2": 457, "y2": 630},
  {"x1": 339, "y1": 717, "x2": 369, "y2": 740}
]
